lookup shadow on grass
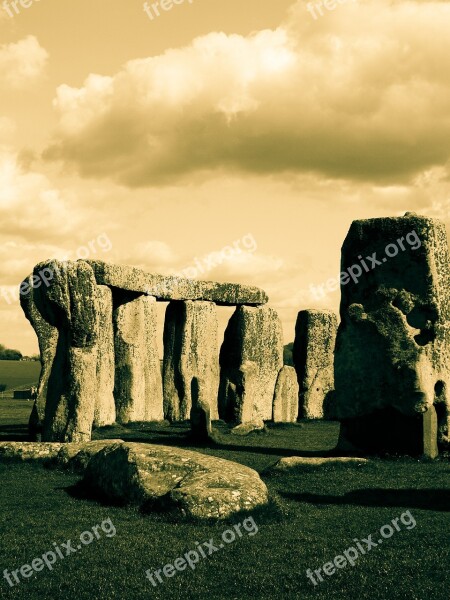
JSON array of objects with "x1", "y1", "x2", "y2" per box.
[
  {"x1": 279, "y1": 488, "x2": 450, "y2": 512},
  {"x1": 94, "y1": 427, "x2": 338, "y2": 458},
  {"x1": 0, "y1": 423, "x2": 29, "y2": 441},
  {"x1": 61, "y1": 479, "x2": 287, "y2": 525}
]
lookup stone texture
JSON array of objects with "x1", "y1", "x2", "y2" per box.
[
  {"x1": 333, "y1": 213, "x2": 450, "y2": 455},
  {"x1": 21, "y1": 260, "x2": 99, "y2": 442},
  {"x1": 423, "y1": 406, "x2": 439, "y2": 459},
  {"x1": 114, "y1": 294, "x2": 163, "y2": 423},
  {"x1": 0, "y1": 440, "x2": 123, "y2": 470},
  {"x1": 54, "y1": 439, "x2": 124, "y2": 472},
  {"x1": 272, "y1": 366, "x2": 299, "y2": 422},
  {"x1": 94, "y1": 285, "x2": 116, "y2": 427},
  {"x1": 267, "y1": 456, "x2": 369, "y2": 472},
  {"x1": 293, "y1": 310, "x2": 337, "y2": 419},
  {"x1": 20, "y1": 272, "x2": 59, "y2": 440},
  {"x1": 0, "y1": 442, "x2": 64, "y2": 462},
  {"x1": 88, "y1": 260, "x2": 268, "y2": 306},
  {"x1": 230, "y1": 421, "x2": 265, "y2": 436},
  {"x1": 219, "y1": 306, "x2": 283, "y2": 423},
  {"x1": 83, "y1": 442, "x2": 269, "y2": 519},
  {"x1": 190, "y1": 377, "x2": 213, "y2": 441},
  {"x1": 163, "y1": 300, "x2": 219, "y2": 422}
]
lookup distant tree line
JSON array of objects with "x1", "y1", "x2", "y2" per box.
[{"x1": 0, "y1": 343, "x2": 23, "y2": 361}]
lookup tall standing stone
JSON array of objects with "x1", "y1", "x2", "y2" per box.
[
  {"x1": 163, "y1": 300, "x2": 219, "y2": 421},
  {"x1": 22, "y1": 260, "x2": 100, "y2": 442},
  {"x1": 94, "y1": 285, "x2": 115, "y2": 427},
  {"x1": 114, "y1": 294, "x2": 163, "y2": 423},
  {"x1": 273, "y1": 366, "x2": 299, "y2": 422},
  {"x1": 219, "y1": 306, "x2": 283, "y2": 423},
  {"x1": 333, "y1": 213, "x2": 450, "y2": 456},
  {"x1": 293, "y1": 310, "x2": 337, "y2": 419},
  {"x1": 20, "y1": 269, "x2": 59, "y2": 440}
]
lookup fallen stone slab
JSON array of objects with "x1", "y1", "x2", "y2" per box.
[
  {"x1": 87, "y1": 260, "x2": 268, "y2": 306},
  {"x1": 230, "y1": 421, "x2": 266, "y2": 436},
  {"x1": 0, "y1": 440, "x2": 124, "y2": 469},
  {"x1": 83, "y1": 442, "x2": 268, "y2": 519},
  {"x1": 0, "y1": 442, "x2": 64, "y2": 462},
  {"x1": 54, "y1": 440, "x2": 124, "y2": 472},
  {"x1": 267, "y1": 456, "x2": 369, "y2": 472}
]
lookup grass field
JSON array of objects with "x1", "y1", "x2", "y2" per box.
[
  {"x1": 0, "y1": 360, "x2": 41, "y2": 391},
  {"x1": 0, "y1": 403, "x2": 449, "y2": 600}
]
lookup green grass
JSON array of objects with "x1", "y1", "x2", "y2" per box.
[
  {"x1": 0, "y1": 360, "x2": 40, "y2": 391},
  {"x1": 0, "y1": 405, "x2": 449, "y2": 600}
]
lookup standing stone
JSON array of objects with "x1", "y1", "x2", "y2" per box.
[
  {"x1": 23, "y1": 260, "x2": 99, "y2": 442},
  {"x1": 114, "y1": 294, "x2": 163, "y2": 423},
  {"x1": 219, "y1": 306, "x2": 283, "y2": 423},
  {"x1": 333, "y1": 213, "x2": 450, "y2": 455},
  {"x1": 423, "y1": 406, "x2": 438, "y2": 459},
  {"x1": 273, "y1": 366, "x2": 299, "y2": 422},
  {"x1": 20, "y1": 270, "x2": 59, "y2": 440},
  {"x1": 190, "y1": 377, "x2": 212, "y2": 441},
  {"x1": 293, "y1": 310, "x2": 337, "y2": 419},
  {"x1": 163, "y1": 301, "x2": 219, "y2": 422},
  {"x1": 94, "y1": 285, "x2": 115, "y2": 427}
]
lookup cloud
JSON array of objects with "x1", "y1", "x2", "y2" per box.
[
  {"x1": 45, "y1": 0, "x2": 450, "y2": 187},
  {"x1": 0, "y1": 147, "x2": 81, "y2": 241},
  {"x1": 123, "y1": 240, "x2": 177, "y2": 272},
  {"x1": 0, "y1": 36, "x2": 48, "y2": 89}
]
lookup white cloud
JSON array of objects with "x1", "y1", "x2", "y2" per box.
[
  {"x1": 0, "y1": 147, "x2": 81, "y2": 240},
  {"x1": 123, "y1": 240, "x2": 177, "y2": 272},
  {"x1": 45, "y1": 0, "x2": 450, "y2": 187},
  {"x1": 0, "y1": 36, "x2": 48, "y2": 89}
]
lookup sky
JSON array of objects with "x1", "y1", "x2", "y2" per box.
[{"x1": 1, "y1": 0, "x2": 450, "y2": 356}]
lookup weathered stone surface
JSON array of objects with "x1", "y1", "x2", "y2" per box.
[
  {"x1": 293, "y1": 310, "x2": 337, "y2": 419},
  {"x1": 88, "y1": 260, "x2": 268, "y2": 306},
  {"x1": 163, "y1": 301, "x2": 219, "y2": 422},
  {"x1": 190, "y1": 377, "x2": 213, "y2": 441},
  {"x1": 219, "y1": 306, "x2": 283, "y2": 423},
  {"x1": 273, "y1": 366, "x2": 299, "y2": 423},
  {"x1": 21, "y1": 260, "x2": 99, "y2": 442},
  {"x1": 114, "y1": 295, "x2": 163, "y2": 423},
  {"x1": 94, "y1": 285, "x2": 115, "y2": 427},
  {"x1": 220, "y1": 361, "x2": 259, "y2": 423},
  {"x1": 20, "y1": 273, "x2": 58, "y2": 439},
  {"x1": 333, "y1": 213, "x2": 450, "y2": 455},
  {"x1": 230, "y1": 421, "x2": 265, "y2": 436},
  {"x1": 267, "y1": 456, "x2": 369, "y2": 472},
  {"x1": 54, "y1": 439, "x2": 124, "y2": 472},
  {"x1": 423, "y1": 406, "x2": 438, "y2": 459},
  {"x1": 83, "y1": 442, "x2": 269, "y2": 519},
  {"x1": 0, "y1": 440, "x2": 123, "y2": 471},
  {"x1": 0, "y1": 442, "x2": 64, "y2": 462}
]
